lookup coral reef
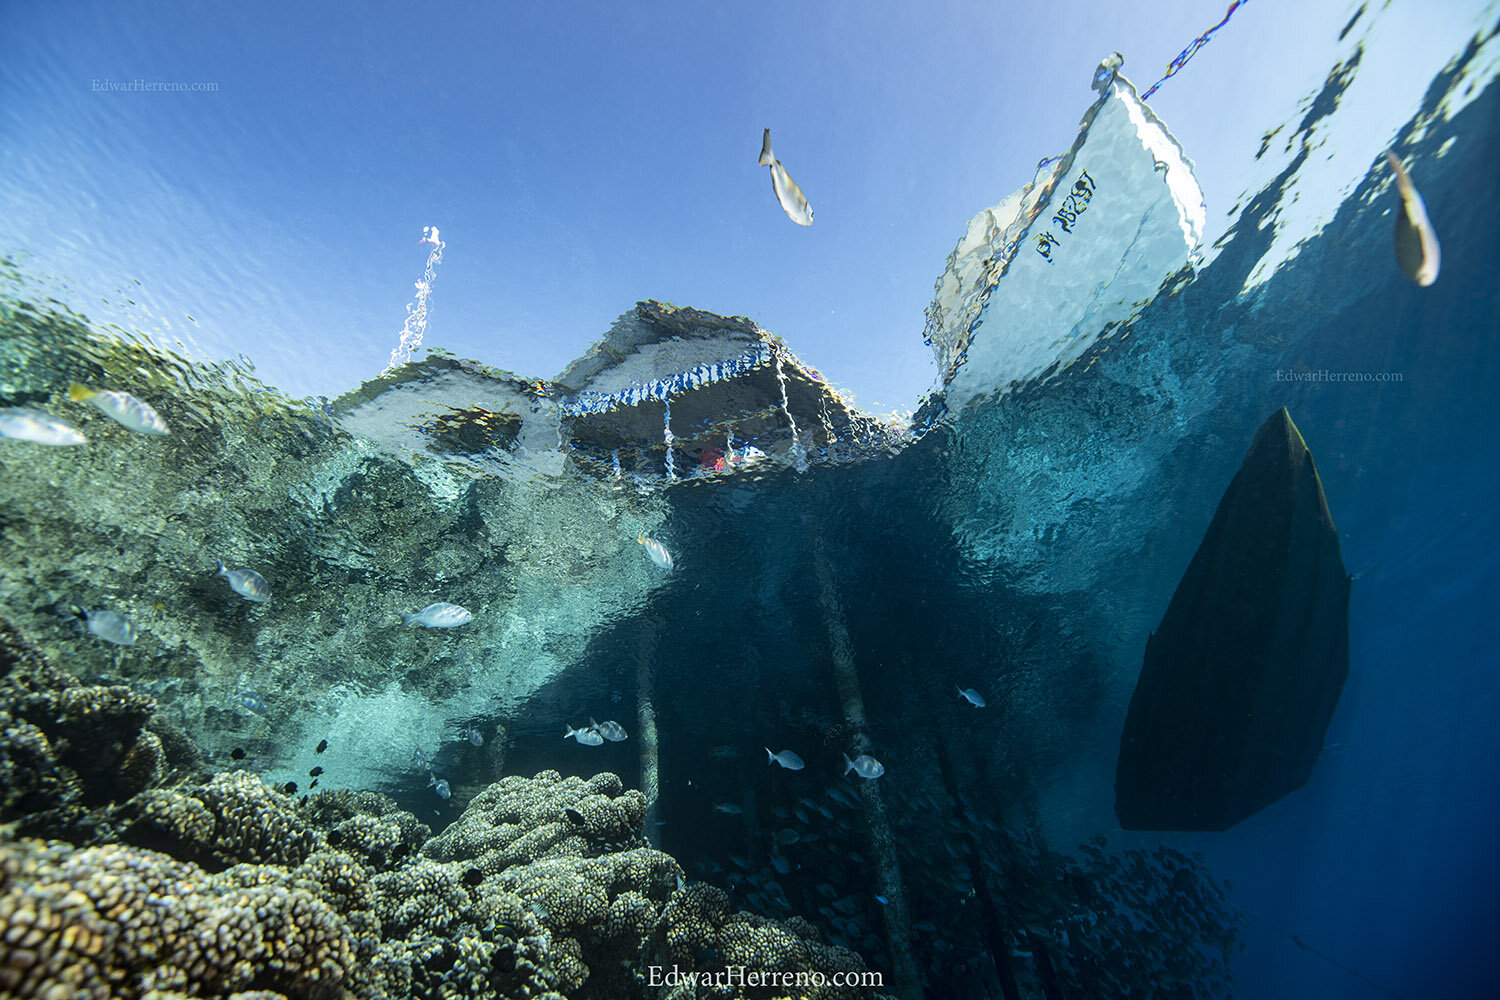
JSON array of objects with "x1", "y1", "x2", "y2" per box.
[
  {"x1": 301, "y1": 789, "x2": 429, "y2": 872},
  {"x1": 0, "y1": 839, "x2": 354, "y2": 999},
  {"x1": 648, "y1": 882, "x2": 885, "y2": 1000},
  {"x1": 0, "y1": 620, "x2": 894, "y2": 999},
  {"x1": 424, "y1": 771, "x2": 648, "y2": 867},
  {"x1": 423, "y1": 770, "x2": 678, "y2": 998},
  {"x1": 0, "y1": 617, "x2": 176, "y2": 841},
  {"x1": 111, "y1": 770, "x2": 320, "y2": 870}
]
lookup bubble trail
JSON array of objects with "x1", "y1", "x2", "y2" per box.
[
  {"x1": 385, "y1": 225, "x2": 445, "y2": 372},
  {"x1": 663, "y1": 397, "x2": 676, "y2": 480}
]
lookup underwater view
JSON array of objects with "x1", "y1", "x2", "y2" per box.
[{"x1": 2, "y1": 2, "x2": 1497, "y2": 998}]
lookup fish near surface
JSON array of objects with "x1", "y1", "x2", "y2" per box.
[
  {"x1": 217, "y1": 560, "x2": 271, "y2": 603},
  {"x1": 1385, "y1": 152, "x2": 1440, "y2": 286},
  {"x1": 429, "y1": 774, "x2": 451, "y2": 799},
  {"x1": 0, "y1": 408, "x2": 86, "y2": 446},
  {"x1": 758, "y1": 128, "x2": 813, "y2": 226},
  {"x1": 638, "y1": 535, "x2": 673, "y2": 570},
  {"x1": 68, "y1": 384, "x2": 170, "y2": 435},
  {"x1": 402, "y1": 602, "x2": 472, "y2": 627}
]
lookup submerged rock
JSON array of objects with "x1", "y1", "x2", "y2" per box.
[{"x1": 1115, "y1": 407, "x2": 1350, "y2": 831}]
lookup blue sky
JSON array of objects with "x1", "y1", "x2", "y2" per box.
[{"x1": 1, "y1": 0, "x2": 1361, "y2": 412}]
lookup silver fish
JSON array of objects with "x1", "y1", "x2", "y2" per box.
[
  {"x1": 413, "y1": 748, "x2": 430, "y2": 770},
  {"x1": 843, "y1": 753, "x2": 885, "y2": 779},
  {"x1": 758, "y1": 128, "x2": 813, "y2": 226},
  {"x1": 402, "y1": 602, "x2": 472, "y2": 627},
  {"x1": 713, "y1": 802, "x2": 744, "y2": 815},
  {"x1": 771, "y1": 854, "x2": 792, "y2": 875},
  {"x1": 69, "y1": 383, "x2": 170, "y2": 435},
  {"x1": 0, "y1": 408, "x2": 87, "y2": 446},
  {"x1": 429, "y1": 774, "x2": 451, "y2": 799},
  {"x1": 1385, "y1": 152, "x2": 1440, "y2": 286},
  {"x1": 565, "y1": 724, "x2": 605, "y2": 746},
  {"x1": 637, "y1": 534, "x2": 673, "y2": 570},
  {"x1": 766, "y1": 748, "x2": 805, "y2": 770},
  {"x1": 217, "y1": 560, "x2": 271, "y2": 603},
  {"x1": 956, "y1": 686, "x2": 986, "y2": 708},
  {"x1": 467, "y1": 727, "x2": 484, "y2": 746},
  {"x1": 589, "y1": 717, "x2": 628, "y2": 742},
  {"x1": 82, "y1": 608, "x2": 136, "y2": 646}
]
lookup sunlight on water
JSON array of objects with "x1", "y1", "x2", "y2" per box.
[{"x1": 1233, "y1": 2, "x2": 1499, "y2": 291}]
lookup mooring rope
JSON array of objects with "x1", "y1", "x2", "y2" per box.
[
  {"x1": 1237, "y1": 904, "x2": 1408, "y2": 1000},
  {"x1": 1142, "y1": 0, "x2": 1251, "y2": 100}
]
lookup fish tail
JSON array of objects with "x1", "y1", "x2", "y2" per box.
[
  {"x1": 215, "y1": 559, "x2": 227, "y2": 576},
  {"x1": 843, "y1": 753, "x2": 854, "y2": 774},
  {"x1": 67, "y1": 383, "x2": 95, "y2": 403},
  {"x1": 758, "y1": 128, "x2": 775, "y2": 166},
  {"x1": 766, "y1": 747, "x2": 775, "y2": 764},
  {"x1": 400, "y1": 612, "x2": 416, "y2": 626},
  {"x1": 1385, "y1": 152, "x2": 1414, "y2": 196}
]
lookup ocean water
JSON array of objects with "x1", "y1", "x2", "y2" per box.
[{"x1": 1, "y1": 5, "x2": 1498, "y2": 1000}]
